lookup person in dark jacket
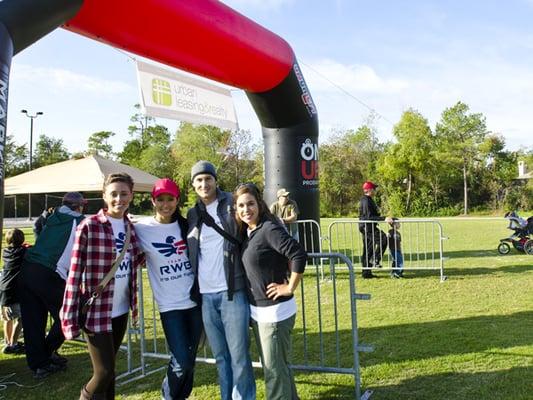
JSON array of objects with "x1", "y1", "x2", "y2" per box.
[
  {"x1": 358, "y1": 181, "x2": 392, "y2": 279},
  {"x1": 19, "y1": 192, "x2": 86, "y2": 378},
  {"x1": 33, "y1": 207, "x2": 54, "y2": 240},
  {"x1": 186, "y1": 161, "x2": 255, "y2": 400},
  {"x1": 1, "y1": 228, "x2": 28, "y2": 354},
  {"x1": 234, "y1": 182, "x2": 307, "y2": 400}
]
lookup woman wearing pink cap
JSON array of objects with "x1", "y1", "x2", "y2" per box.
[{"x1": 134, "y1": 178, "x2": 202, "y2": 400}]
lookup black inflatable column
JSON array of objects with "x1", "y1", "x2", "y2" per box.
[
  {"x1": 0, "y1": 0, "x2": 84, "y2": 252},
  {"x1": 0, "y1": 23, "x2": 14, "y2": 247},
  {"x1": 246, "y1": 62, "x2": 319, "y2": 224}
]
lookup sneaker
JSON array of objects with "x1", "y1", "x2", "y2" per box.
[
  {"x1": 12, "y1": 342, "x2": 25, "y2": 354},
  {"x1": 50, "y1": 351, "x2": 68, "y2": 365},
  {"x1": 391, "y1": 273, "x2": 402, "y2": 279},
  {"x1": 2, "y1": 345, "x2": 15, "y2": 354},
  {"x1": 33, "y1": 362, "x2": 66, "y2": 379},
  {"x1": 362, "y1": 273, "x2": 376, "y2": 279}
]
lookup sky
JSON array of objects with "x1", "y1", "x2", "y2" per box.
[{"x1": 6, "y1": 0, "x2": 533, "y2": 156}]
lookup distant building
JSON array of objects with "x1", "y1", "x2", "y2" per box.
[{"x1": 517, "y1": 161, "x2": 532, "y2": 180}]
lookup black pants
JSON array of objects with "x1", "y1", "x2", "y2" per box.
[
  {"x1": 360, "y1": 226, "x2": 387, "y2": 276},
  {"x1": 18, "y1": 261, "x2": 66, "y2": 370},
  {"x1": 85, "y1": 313, "x2": 129, "y2": 399}
]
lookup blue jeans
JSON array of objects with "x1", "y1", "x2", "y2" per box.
[
  {"x1": 160, "y1": 306, "x2": 203, "y2": 400},
  {"x1": 201, "y1": 290, "x2": 256, "y2": 400},
  {"x1": 391, "y1": 250, "x2": 404, "y2": 275}
]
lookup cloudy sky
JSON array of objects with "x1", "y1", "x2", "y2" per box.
[{"x1": 7, "y1": 0, "x2": 533, "y2": 155}]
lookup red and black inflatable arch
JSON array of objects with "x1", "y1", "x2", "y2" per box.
[{"x1": 0, "y1": 0, "x2": 319, "y2": 235}]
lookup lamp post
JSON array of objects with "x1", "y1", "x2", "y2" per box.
[{"x1": 21, "y1": 109, "x2": 43, "y2": 220}]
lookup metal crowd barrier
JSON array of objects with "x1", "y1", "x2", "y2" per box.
[
  {"x1": 328, "y1": 219, "x2": 447, "y2": 281},
  {"x1": 117, "y1": 253, "x2": 374, "y2": 400}
]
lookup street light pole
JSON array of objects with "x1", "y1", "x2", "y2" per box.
[{"x1": 21, "y1": 109, "x2": 43, "y2": 220}]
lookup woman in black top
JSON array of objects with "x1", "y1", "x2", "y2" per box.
[{"x1": 233, "y1": 183, "x2": 306, "y2": 400}]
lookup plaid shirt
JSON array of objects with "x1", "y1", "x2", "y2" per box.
[{"x1": 60, "y1": 209, "x2": 144, "y2": 339}]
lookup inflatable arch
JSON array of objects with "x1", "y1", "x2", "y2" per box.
[{"x1": 0, "y1": 0, "x2": 319, "y2": 238}]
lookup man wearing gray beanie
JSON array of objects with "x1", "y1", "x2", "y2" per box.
[
  {"x1": 186, "y1": 161, "x2": 255, "y2": 400},
  {"x1": 190, "y1": 160, "x2": 218, "y2": 181}
]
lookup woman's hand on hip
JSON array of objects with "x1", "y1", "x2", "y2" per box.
[{"x1": 266, "y1": 282, "x2": 293, "y2": 301}]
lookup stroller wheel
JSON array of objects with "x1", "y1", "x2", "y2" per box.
[
  {"x1": 497, "y1": 242, "x2": 511, "y2": 255},
  {"x1": 524, "y1": 240, "x2": 533, "y2": 255}
]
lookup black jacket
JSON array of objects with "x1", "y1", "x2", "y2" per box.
[
  {"x1": 186, "y1": 189, "x2": 246, "y2": 301},
  {"x1": 358, "y1": 195, "x2": 384, "y2": 232},
  {"x1": 241, "y1": 218, "x2": 307, "y2": 307},
  {"x1": 0, "y1": 246, "x2": 27, "y2": 306}
]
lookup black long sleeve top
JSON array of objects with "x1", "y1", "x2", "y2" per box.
[
  {"x1": 358, "y1": 195, "x2": 385, "y2": 231},
  {"x1": 241, "y1": 219, "x2": 307, "y2": 307}
]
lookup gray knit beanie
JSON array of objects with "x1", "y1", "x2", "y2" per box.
[{"x1": 191, "y1": 160, "x2": 217, "y2": 181}]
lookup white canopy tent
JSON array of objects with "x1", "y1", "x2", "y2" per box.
[{"x1": 5, "y1": 155, "x2": 160, "y2": 195}]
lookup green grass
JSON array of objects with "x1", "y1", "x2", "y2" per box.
[{"x1": 1, "y1": 218, "x2": 532, "y2": 399}]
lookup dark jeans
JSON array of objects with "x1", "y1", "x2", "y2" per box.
[
  {"x1": 360, "y1": 226, "x2": 387, "y2": 276},
  {"x1": 18, "y1": 261, "x2": 66, "y2": 370},
  {"x1": 85, "y1": 313, "x2": 129, "y2": 399},
  {"x1": 160, "y1": 306, "x2": 203, "y2": 400}
]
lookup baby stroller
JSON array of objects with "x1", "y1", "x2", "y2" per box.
[{"x1": 498, "y1": 211, "x2": 533, "y2": 255}]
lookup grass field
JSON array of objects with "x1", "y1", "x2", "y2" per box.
[{"x1": 1, "y1": 218, "x2": 532, "y2": 399}]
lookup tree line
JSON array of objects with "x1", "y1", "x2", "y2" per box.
[{"x1": 6, "y1": 102, "x2": 532, "y2": 216}]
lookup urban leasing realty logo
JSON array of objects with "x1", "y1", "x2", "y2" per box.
[
  {"x1": 152, "y1": 236, "x2": 187, "y2": 257},
  {"x1": 152, "y1": 78, "x2": 172, "y2": 106},
  {"x1": 300, "y1": 138, "x2": 319, "y2": 186}
]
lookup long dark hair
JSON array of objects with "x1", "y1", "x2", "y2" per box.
[{"x1": 233, "y1": 183, "x2": 279, "y2": 234}]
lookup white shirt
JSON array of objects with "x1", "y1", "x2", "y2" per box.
[
  {"x1": 135, "y1": 217, "x2": 196, "y2": 312},
  {"x1": 108, "y1": 216, "x2": 132, "y2": 318},
  {"x1": 250, "y1": 297, "x2": 297, "y2": 323},
  {"x1": 198, "y1": 200, "x2": 227, "y2": 294},
  {"x1": 55, "y1": 220, "x2": 77, "y2": 281}
]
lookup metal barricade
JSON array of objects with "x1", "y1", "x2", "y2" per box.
[
  {"x1": 118, "y1": 253, "x2": 374, "y2": 399},
  {"x1": 328, "y1": 219, "x2": 447, "y2": 281}
]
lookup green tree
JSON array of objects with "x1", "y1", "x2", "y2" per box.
[
  {"x1": 435, "y1": 102, "x2": 488, "y2": 214},
  {"x1": 172, "y1": 123, "x2": 259, "y2": 203},
  {"x1": 378, "y1": 109, "x2": 434, "y2": 214},
  {"x1": 118, "y1": 105, "x2": 174, "y2": 178},
  {"x1": 319, "y1": 123, "x2": 382, "y2": 216},
  {"x1": 87, "y1": 131, "x2": 115, "y2": 158},
  {"x1": 128, "y1": 103, "x2": 156, "y2": 148},
  {"x1": 33, "y1": 134, "x2": 70, "y2": 168},
  {"x1": 4, "y1": 135, "x2": 28, "y2": 177}
]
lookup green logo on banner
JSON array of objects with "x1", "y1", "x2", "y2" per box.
[{"x1": 152, "y1": 79, "x2": 172, "y2": 106}]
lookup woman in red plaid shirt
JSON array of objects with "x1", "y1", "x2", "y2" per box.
[{"x1": 60, "y1": 173, "x2": 144, "y2": 400}]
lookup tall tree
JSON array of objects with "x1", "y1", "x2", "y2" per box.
[
  {"x1": 128, "y1": 103, "x2": 156, "y2": 148},
  {"x1": 378, "y1": 109, "x2": 434, "y2": 213},
  {"x1": 4, "y1": 134, "x2": 28, "y2": 177},
  {"x1": 319, "y1": 124, "x2": 382, "y2": 216},
  {"x1": 33, "y1": 134, "x2": 70, "y2": 168},
  {"x1": 172, "y1": 122, "x2": 233, "y2": 195},
  {"x1": 435, "y1": 102, "x2": 488, "y2": 214},
  {"x1": 87, "y1": 130, "x2": 115, "y2": 158}
]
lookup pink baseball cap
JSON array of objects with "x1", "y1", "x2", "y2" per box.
[
  {"x1": 362, "y1": 181, "x2": 378, "y2": 191},
  {"x1": 152, "y1": 178, "x2": 180, "y2": 199}
]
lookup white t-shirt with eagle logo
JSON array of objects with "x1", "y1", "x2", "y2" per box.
[{"x1": 135, "y1": 217, "x2": 196, "y2": 312}]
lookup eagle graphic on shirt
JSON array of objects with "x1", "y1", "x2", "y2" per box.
[
  {"x1": 115, "y1": 232, "x2": 127, "y2": 252},
  {"x1": 152, "y1": 236, "x2": 187, "y2": 257}
]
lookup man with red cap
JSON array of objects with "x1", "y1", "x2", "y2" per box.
[{"x1": 358, "y1": 181, "x2": 392, "y2": 279}]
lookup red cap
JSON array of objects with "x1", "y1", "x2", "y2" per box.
[
  {"x1": 152, "y1": 178, "x2": 180, "y2": 199},
  {"x1": 362, "y1": 181, "x2": 378, "y2": 191}
]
